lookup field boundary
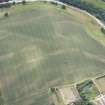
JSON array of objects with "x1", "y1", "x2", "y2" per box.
[{"x1": 3, "y1": 0, "x2": 105, "y2": 29}]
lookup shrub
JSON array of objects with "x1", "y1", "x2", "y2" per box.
[
  {"x1": 101, "y1": 27, "x2": 105, "y2": 34},
  {"x1": 13, "y1": 1, "x2": 16, "y2": 5},
  {"x1": 22, "y1": 0, "x2": 26, "y2": 5},
  {"x1": 50, "y1": 88, "x2": 55, "y2": 93},
  {"x1": 4, "y1": 12, "x2": 9, "y2": 17},
  {"x1": 61, "y1": 5, "x2": 66, "y2": 9},
  {"x1": 50, "y1": 1, "x2": 58, "y2": 6},
  {"x1": 0, "y1": 3, "x2": 11, "y2": 8}
]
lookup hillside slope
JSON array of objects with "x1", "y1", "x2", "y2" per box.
[{"x1": 0, "y1": 2, "x2": 105, "y2": 105}]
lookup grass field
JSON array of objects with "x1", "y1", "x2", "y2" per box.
[
  {"x1": 60, "y1": 0, "x2": 105, "y2": 23},
  {"x1": 82, "y1": 0, "x2": 105, "y2": 9},
  {"x1": 0, "y1": 2, "x2": 105, "y2": 105},
  {"x1": 95, "y1": 75, "x2": 105, "y2": 93}
]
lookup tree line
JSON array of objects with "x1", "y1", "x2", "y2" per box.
[{"x1": 59, "y1": 0, "x2": 105, "y2": 23}]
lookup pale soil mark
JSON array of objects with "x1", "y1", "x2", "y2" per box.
[
  {"x1": 83, "y1": 51, "x2": 105, "y2": 63},
  {"x1": 0, "y1": 52, "x2": 14, "y2": 60}
]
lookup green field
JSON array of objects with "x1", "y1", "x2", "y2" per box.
[
  {"x1": 95, "y1": 75, "x2": 105, "y2": 93},
  {"x1": 0, "y1": 2, "x2": 105, "y2": 105},
  {"x1": 82, "y1": 0, "x2": 105, "y2": 9},
  {"x1": 60, "y1": 0, "x2": 105, "y2": 22}
]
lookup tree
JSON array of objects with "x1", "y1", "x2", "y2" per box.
[
  {"x1": 50, "y1": 1, "x2": 58, "y2": 6},
  {"x1": 13, "y1": 1, "x2": 16, "y2": 5},
  {"x1": 50, "y1": 88, "x2": 55, "y2": 93},
  {"x1": 22, "y1": 0, "x2": 26, "y2": 5},
  {"x1": 59, "y1": 0, "x2": 105, "y2": 22},
  {"x1": 61, "y1": 5, "x2": 66, "y2": 9},
  {"x1": 101, "y1": 28, "x2": 105, "y2": 34},
  {"x1": 4, "y1": 12, "x2": 9, "y2": 17}
]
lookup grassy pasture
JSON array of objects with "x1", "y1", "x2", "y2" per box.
[
  {"x1": 95, "y1": 75, "x2": 105, "y2": 93},
  {"x1": 0, "y1": 2, "x2": 105, "y2": 105},
  {"x1": 82, "y1": 0, "x2": 105, "y2": 9}
]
